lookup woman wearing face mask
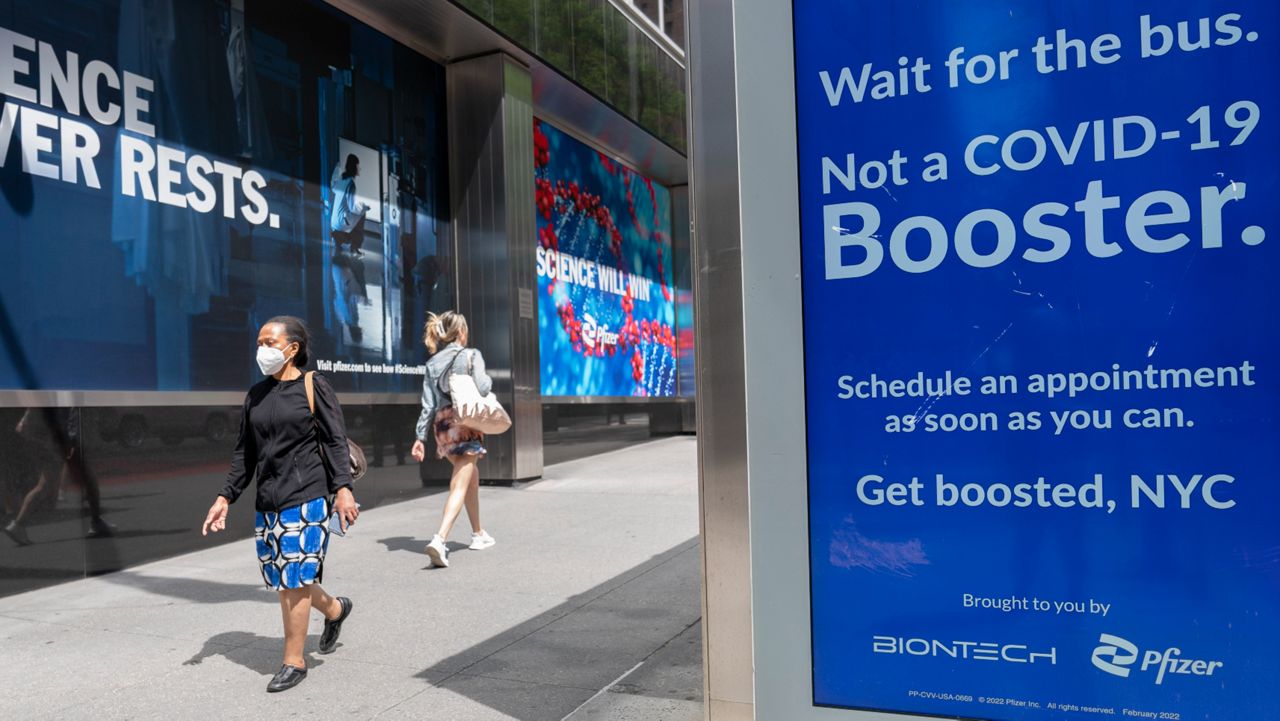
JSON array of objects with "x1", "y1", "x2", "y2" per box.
[{"x1": 201, "y1": 316, "x2": 360, "y2": 693}]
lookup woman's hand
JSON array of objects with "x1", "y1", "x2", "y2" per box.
[
  {"x1": 411, "y1": 439, "x2": 426, "y2": 463},
  {"x1": 334, "y1": 487, "x2": 359, "y2": 532},
  {"x1": 202, "y1": 496, "x2": 229, "y2": 536}
]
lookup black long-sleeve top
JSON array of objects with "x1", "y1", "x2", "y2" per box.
[{"x1": 220, "y1": 373, "x2": 354, "y2": 512}]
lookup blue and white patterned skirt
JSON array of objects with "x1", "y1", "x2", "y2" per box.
[{"x1": 255, "y1": 497, "x2": 331, "y2": 590}]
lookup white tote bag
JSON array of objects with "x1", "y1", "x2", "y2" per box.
[{"x1": 445, "y1": 350, "x2": 512, "y2": 435}]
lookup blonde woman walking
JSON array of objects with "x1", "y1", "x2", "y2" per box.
[{"x1": 411, "y1": 311, "x2": 496, "y2": 568}]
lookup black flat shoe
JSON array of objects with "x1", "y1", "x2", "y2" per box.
[
  {"x1": 318, "y1": 597, "x2": 353, "y2": 654},
  {"x1": 267, "y1": 664, "x2": 307, "y2": 693}
]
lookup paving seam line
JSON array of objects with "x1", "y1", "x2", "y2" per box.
[
  {"x1": 456, "y1": 671, "x2": 599, "y2": 693},
  {"x1": 559, "y1": 660, "x2": 646, "y2": 721},
  {"x1": 364, "y1": 685, "x2": 434, "y2": 721},
  {"x1": 559, "y1": 615, "x2": 704, "y2": 720}
]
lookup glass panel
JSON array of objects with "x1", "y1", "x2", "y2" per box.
[
  {"x1": 535, "y1": 0, "x2": 574, "y2": 74},
  {"x1": 0, "y1": 408, "x2": 87, "y2": 596},
  {"x1": 0, "y1": 402, "x2": 437, "y2": 598},
  {"x1": 663, "y1": 0, "x2": 685, "y2": 49},
  {"x1": 661, "y1": 55, "x2": 686, "y2": 151},
  {"x1": 572, "y1": 0, "x2": 609, "y2": 99},
  {"x1": 638, "y1": 38, "x2": 662, "y2": 132},
  {"x1": 455, "y1": 0, "x2": 496, "y2": 23},
  {"x1": 633, "y1": 0, "x2": 660, "y2": 27},
  {"x1": 79, "y1": 405, "x2": 247, "y2": 581},
  {"x1": 543, "y1": 403, "x2": 655, "y2": 466},
  {"x1": 673, "y1": 59, "x2": 687, "y2": 151},
  {"x1": 605, "y1": 4, "x2": 637, "y2": 116},
  {"x1": 494, "y1": 0, "x2": 534, "y2": 47},
  {"x1": 454, "y1": 0, "x2": 686, "y2": 151}
]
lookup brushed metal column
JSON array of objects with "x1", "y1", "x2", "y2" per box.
[
  {"x1": 447, "y1": 53, "x2": 542, "y2": 482},
  {"x1": 670, "y1": 184, "x2": 697, "y2": 432},
  {"x1": 687, "y1": 2, "x2": 756, "y2": 719}
]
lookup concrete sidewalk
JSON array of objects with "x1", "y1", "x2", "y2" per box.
[{"x1": 0, "y1": 437, "x2": 702, "y2": 721}]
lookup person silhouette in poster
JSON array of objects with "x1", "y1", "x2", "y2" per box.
[{"x1": 331, "y1": 154, "x2": 370, "y2": 344}]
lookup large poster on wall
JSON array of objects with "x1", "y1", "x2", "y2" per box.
[
  {"x1": 794, "y1": 1, "x2": 1277, "y2": 719},
  {"x1": 0, "y1": 0, "x2": 450, "y2": 393},
  {"x1": 534, "y1": 119, "x2": 677, "y2": 397}
]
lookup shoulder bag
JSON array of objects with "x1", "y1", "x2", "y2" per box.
[
  {"x1": 442, "y1": 349, "x2": 512, "y2": 435},
  {"x1": 304, "y1": 371, "x2": 368, "y2": 481}
]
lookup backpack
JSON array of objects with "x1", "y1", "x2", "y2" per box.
[{"x1": 304, "y1": 371, "x2": 368, "y2": 481}]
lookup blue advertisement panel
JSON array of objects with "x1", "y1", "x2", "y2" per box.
[
  {"x1": 794, "y1": 1, "x2": 1277, "y2": 719},
  {"x1": 534, "y1": 119, "x2": 677, "y2": 397},
  {"x1": 0, "y1": 0, "x2": 450, "y2": 393}
]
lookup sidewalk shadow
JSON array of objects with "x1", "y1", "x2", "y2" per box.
[
  {"x1": 378, "y1": 536, "x2": 469, "y2": 553},
  {"x1": 378, "y1": 536, "x2": 429, "y2": 554},
  {"x1": 414, "y1": 537, "x2": 702, "y2": 721},
  {"x1": 185, "y1": 630, "x2": 326, "y2": 675},
  {"x1": 105, "y1": 571, "x2": 277, "y2": 605},
  {"x1": 378, "y1": 536, "x2": 470, "y2": 570}
]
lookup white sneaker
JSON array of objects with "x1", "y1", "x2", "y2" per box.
[
  {"x1": 425, "y1": 535, "x2": 450, "y2": 568},
  {"x1": 469, "y1": 531, "x2": 496, "y2": 551}
]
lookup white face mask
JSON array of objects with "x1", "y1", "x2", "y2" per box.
[{"x1": 256, "y1": 345, "x2": 289, "y2": 376}]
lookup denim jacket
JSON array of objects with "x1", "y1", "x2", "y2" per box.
[{"x1": 415, "y1": 343, "x2": 493, "y2": 440}]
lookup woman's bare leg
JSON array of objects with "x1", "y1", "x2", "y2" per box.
[
  {"x1": 436, "y1": 456, "x2": 479, "y2": 539},
  {"x1": 464, "y1": 468, "x2": 482, "y2": 534},
  {"x1": 278, "y1": 587, "x2": 312, "y2": 668},
  {"x1": 309, "y1": 584, "x2": 342, "y2": 620}
]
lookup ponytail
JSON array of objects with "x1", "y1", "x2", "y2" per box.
[{"x1": 424, "y1": 311, "x2": 469, "y2": 353}]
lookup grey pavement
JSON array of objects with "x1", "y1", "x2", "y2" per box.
[{"x1": 0, "y1": 436, "x2": 702, "y2": 721}]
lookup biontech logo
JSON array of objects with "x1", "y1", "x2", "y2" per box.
[
  {"x1": 1091, "y1": 633, "x2": 1224, "y2": 685},
  {"x1": 873, "y1": 636, "x2": 1057, "y2": 665}
]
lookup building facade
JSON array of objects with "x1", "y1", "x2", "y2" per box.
[{"x1": 0, "y1": 0, "x2": 691, "y2": 598}]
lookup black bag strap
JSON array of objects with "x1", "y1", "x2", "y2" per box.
[
  {"x1": 304, "y1": 371, "x2": 363, "y2": 484},
  {"x1": 304, "y1": 371, "x2": 317, "y2": 414},
  {"x1": 303, "y1": 371, "x2": 332, "y2": 478},
  {"x1": 438, "y1": 347, "x2": 467, "y2": 395}
]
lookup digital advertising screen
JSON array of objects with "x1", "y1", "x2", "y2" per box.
[
  {"x1": 793, "y1": 1, "x2": 1278, "y2": 720},
  {"x1": 0, "y1": 0, "x2": 451, "y2": 393},
  {"x1": 534, "y1": 119, "x2": 676, "y2": 397}
]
